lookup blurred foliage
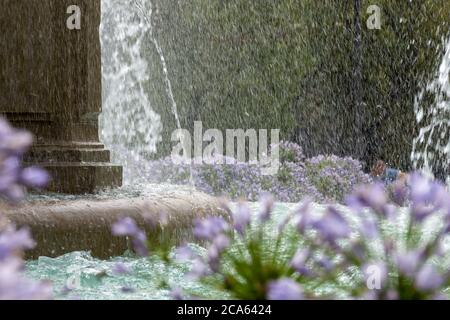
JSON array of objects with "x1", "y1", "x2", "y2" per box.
[{"x1": 142, "y1": 0, "x2": 450, "y2": 170}]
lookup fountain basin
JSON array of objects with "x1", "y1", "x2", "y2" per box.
[{"x1": 1, "y1": 189, "x2": 228, "y2": 259}]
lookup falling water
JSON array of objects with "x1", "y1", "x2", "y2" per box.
[
  {"x1": 100, "y1": 0, "x2": 161, "y2": 184},
  {"x1": 100, "y1": 0, "x2": 187, "y2": 185},
  {"x1": 411, "y1": 39, "x2": 450, "y2": 181},
  {"x1": 132, "y1": 0, "x2": 182, "y2": 131}
]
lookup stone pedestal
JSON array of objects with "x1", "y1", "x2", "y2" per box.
[{"x1": 0, "y1": 0, "x2": 122, "y2": 193}]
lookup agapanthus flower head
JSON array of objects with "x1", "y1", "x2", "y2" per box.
[
  {"x1": 316, "y1": 256, "x2": 334, "y2": 272},
  {"x1": 193, "y1": 217, "x2": 229, "y2": 241},
  {"x1": 0, "y1": 118, "x2": 53, "y2": 300},
  {"x1": 390, "y1": 179, "x2": 409, "y2": 206},
  {"x1": 0, "y1": 118, "x2": 34, "y2": 155},
  {"x1": 411, "y1": 203, "x2": 435, "y2": 222},
  {"x1": 0, "y1": 117, "x2": 50, "y2": 202},
  {"x1": 212, "y1": 234, "x2": 230, "y2": 252},
  {"x1": 0, "y1": 257, "x2": 52, "y2": 300},
  {"x1": 431, "y1": 183, "x2": 450, "y2": 214},
  {"x1": 395, "y1": 250, "x2": 423, "y2": 278},
  {"x1": 112, "y1": 217, "x2": 148, "y2": 257},
  {"x1": 266, "y1": 278, "x2": 303, "y2": 300},
  {"x1": 0, "y1": 226, "x2": 35, "y2": 261},
  {"x1": 207, "y1": 245, "x2": 221, "y2": 272},
  {"x1": 187, "y1": 259, "x2": 210, "y2": 280},
  {"x1": 121, "y1": 286, "x2": 135, "y2": 293},
  {"x1": 409, "y1": 173, "x2": 436, "y2": 205},
  {"x1": 131, "y1": 230, "x2": 148, "y2": 257},
  {"x1": 295, "y1": 198, "x2": 315, "y2": 233},
  {"x1": 233, "y1": 201, "x2": 251, "y2": 235},
  {"x1": 170, "y1": 286, "x2": 184, "y2": 300},
  {"x1": 415, "y1": 265, "x2": 444, "y2": 292},
  {"x1": 175, "y1": 245, "x2": 196, "y2": 263},
  {"x1": 359, "y1": 214, "x2": 379, "y2": 240},
  {"x1": 143, "y1": 209, "x2": 169, "y2": 229},
  {"x1": 290, "y1": 249, "x2": 310, "y2": 275},
  {"x1": 312, "y1": 207, "x2": 350, "y2": 243},
  {"x1": 112, "y1": 262, "x2": 131, "y2": 275},
  {"x1": 346, "y1": 183, "x2": 388, "y2": 214},
  {"x1": 258, "y1": 193, "x2": 274, "y2": 222},
  {"x1": 19, "y1": 167, "x2": 50, "y2": 189},
  {"x1": 207, "y1": 234, "x2": 230, "y2": 272},
  {"x1": 112, "y1": 217, "x2": 140, "y2": 237}
]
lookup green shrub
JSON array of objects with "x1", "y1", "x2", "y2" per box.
[{"x1": 141, "y1": 0, "x2": 450, "y2": 169}]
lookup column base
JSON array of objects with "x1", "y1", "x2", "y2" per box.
[
  {"x1": 25, "y1": 145, "x2": 123, "y2": 194},
  {"x1": 38, "y1": 163, "x2": 123, "y2": 194}
]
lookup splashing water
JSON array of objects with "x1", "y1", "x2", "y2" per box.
[
  {"x1": 101, "y1": 0, "x2": 194, "y2": 186},
  {"x1": 100, "y1": 0, "x2": 162, "y2": 184},
  {"x1": 411, "y1": 39, "x2": 450, "y2": 181},
  {"x1": 132, "y1": 0, "x2": 182, "y2": 131}
]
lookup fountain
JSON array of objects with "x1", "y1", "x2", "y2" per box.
[
  {"x1": 411, "y1": 38, "x2": 450, "y2": 181},
  {"x1": 0, "y1": 0, "x2": 226, "y2": 258}
]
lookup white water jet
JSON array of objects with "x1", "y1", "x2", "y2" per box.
[
  {"x1": 100, "y1": 0, "x2": 189, "y2": 186},
  {"x1": 132, "y1": 0, "x2": 183, "y2": 131},
  {"x1": 411, "y1": 38, "x2": 450, "y2": 181},
  {"x1": 100, "y1": 0, "x2": 163, "y2": 184}
]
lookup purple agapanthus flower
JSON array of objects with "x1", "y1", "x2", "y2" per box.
[
  {"x1": 0, "y1": 258, "x2": 52, "y2": 300},
  {"x1": 175, "y1": 245, "x2": 196, "y2": 263},
  {"x1": 112, "y1": 217, "x2": 148, "y2": 257},
  {"x1": 112, "y1": 217, "x2": 140, "y2": 236},
  {"x1": 0, "y1": 118, "x2": 33, "y2": 155},
  {"x1": 0, "y1": 117, "x2": 53, "y2": 300},
  {"x1": 233, "y1": 202, "x2": 251, "y2": 235},
  {"x1": 0, "y1": 226, "x2": 35, "y2": 261},
  {"x1": 19, "y1": 167, "x2": 50, "y2": 189},
  {"x1": 290, "y1": 249, "x2": 311, "y2": 276},
  {"x1": 130, "y1": 230, "x2": 148, "y2": 257},
  {"x1": 187, "y1": 259, "x2": 210, "y2": 280},
  {"x1": 409, "y1": 173, "x2": 435, "y2": 205},
  {"x1": 112, "y1": 262, "x2": 131, "y2": 275},
  {"x1": 415, "y1": 265, "x2": 444, "y2": 292},
  {"x1": 411, "y1": 204, "x2": 435, "y2": 222},
  {"x1": 267, "y1": 278, "x2": 303, "y2": 300},
  {"x1": 0, "y1": 117, "x2": 49, "y2": 202},
  {"x1": 312, "y1": 207, "x2": 350, "y2": 243},
  {"x1": 193, "y1": 217, "x2": 229, "y2": 241},
  {"x1": 346, "y1": 183, "x2": 388, "y2": 214},
  {"x1": 207, "y1": 234, "x2": 231, "y2": 272},
  {"x1": 121, "y1": 286, "x2": 135, "y2": 293},
  {"x1": 395, "y1": 250, "x2": 422, "y2": 278},
  {"x1": 170, "y1": 286, "x2": 184, "y2": 300},
  {"x1": 258, "y1": 193, "x2": 274, "y2": 222},
  {"x1": 295, "y1": 198, "x2": 315, "y2": 233}
]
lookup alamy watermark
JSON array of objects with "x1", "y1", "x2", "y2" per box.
[
  {"x1": 367, "y1": 5, "x2": 382, "y2": 30},
  {"x1": 364, "y1": 263, "x2": 387, "y2": 290},
  {"x1": 66, "y1": 5, "x2": 81, "y2": 30},
  {"x1": 171, "y1": 121, "x2": 280, "y2": 175}
]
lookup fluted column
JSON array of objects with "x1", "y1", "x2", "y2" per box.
[{"x1": 0, "y1": 0, "x2": 122, "y2": 193}]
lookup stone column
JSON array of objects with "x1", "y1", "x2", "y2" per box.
[{"x1": 0, "y1": 0, "x2": 122, "y2": 193}]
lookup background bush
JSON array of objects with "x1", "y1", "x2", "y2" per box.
[
  {"x1": 140, "y1": 0, "x2": 450, "y2": 171},
  {"x1": 144, "y1": 142, "x2": 371, "y2": 203}
]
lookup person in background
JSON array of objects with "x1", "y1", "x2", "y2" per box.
[{"x1": 371, "y1": 160, "x2": 408, "y2": 185}]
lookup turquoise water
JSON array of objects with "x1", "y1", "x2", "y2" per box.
[{"x1": 26, "y1": 249, "x2": 223, "y2": 300}]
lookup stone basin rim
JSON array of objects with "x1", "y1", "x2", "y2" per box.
[{"x1": 1, "y1": 190, "x2": 229, "y2": 260}]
